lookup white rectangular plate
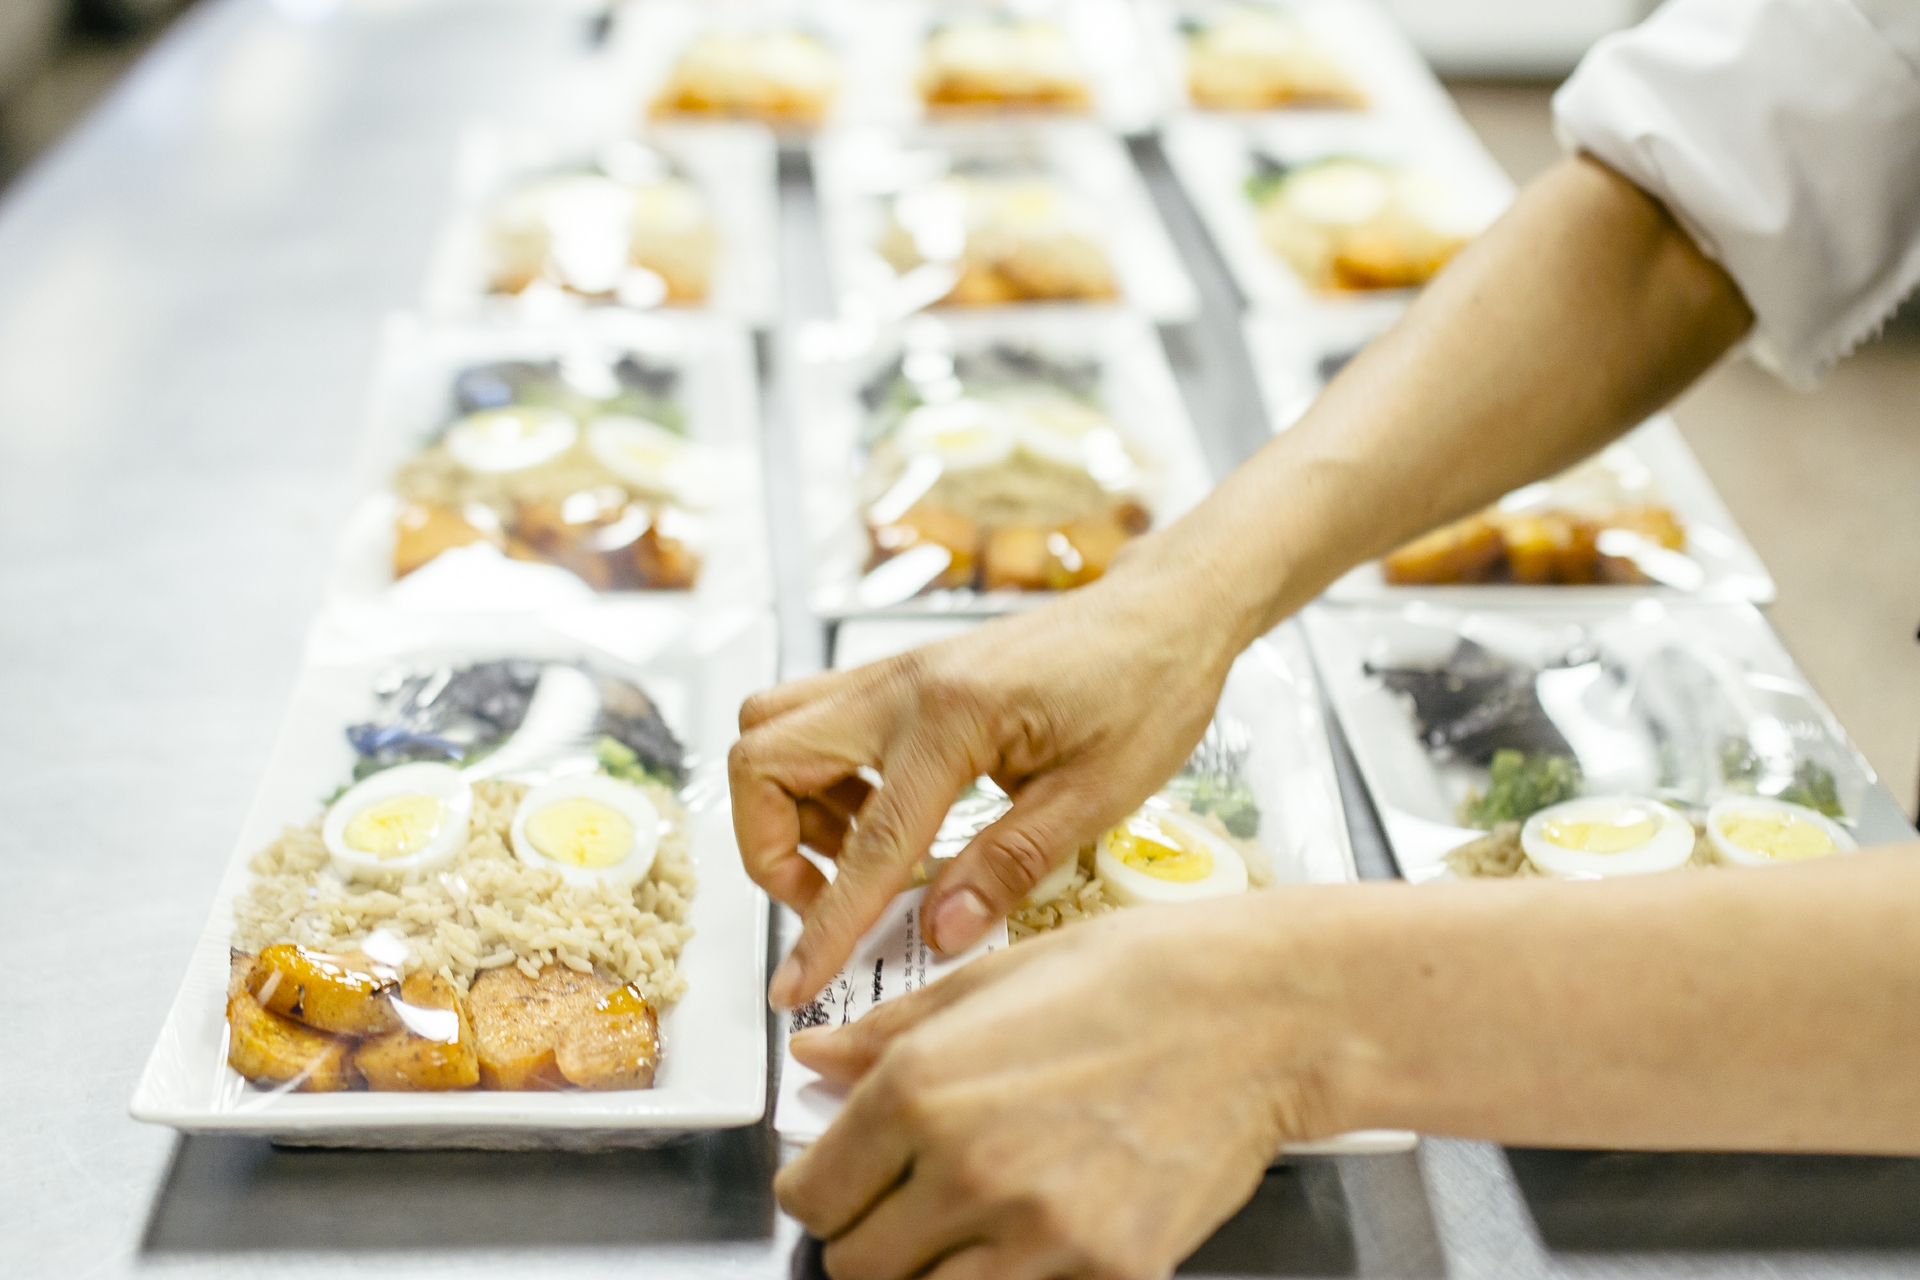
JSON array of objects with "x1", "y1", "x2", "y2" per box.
[
  {"x1": 1304, "y1": 599, "x2": 1900, "y2": 883},
  {"x1": 323, "y1": 310, "x2": 771, "y2": 616},
  {"x1": 792, "y1": 310, "x2": 1215, "y2": 619},
  {"x1": 813, "y1": 121, "x2": 1198, "y2": 323},
  {"x1": 131, "y1": 610, "x2": 776, "y2": 1148},
  {"x1": 820, "y1": 616, "x2": 1413, "y2": 1156},
  {"x1": 419, "y1": 123, "x2": 780, "y2": 326}
]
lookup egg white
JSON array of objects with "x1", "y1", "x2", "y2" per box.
[
  {"x1": 1096, "y1": 805, "x2": 1249, "y2": 906},
  {"x1": 587, "y1": 414, "x2": 708, "y2": 506},
  {"x1": 896, "y1": 400, "x2": 1017, "y2": 472},
  {"x1": 1282, "y1": 159, "x2": 1391, "y2": 227},
  {"x1": 1519, "y1": 796, "x2": 1694, "y2": 879},
  {"x1": 322, "y1": 762, "x2": 476, "y2": 884},
  {"x1": 1706, "y1": 796, "x2": 1855, "y2": 867},
  {"x1": 445, "y1": 406, "x2": 579, "y2": 474},
  {"x1": 510, "y1": 773, "x2": 662, "y2": 889}
]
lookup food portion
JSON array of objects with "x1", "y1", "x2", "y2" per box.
[
  {"x1": 855, "y1": 342, "x2": 1155, "y2": 598},
  {"x1": 1247, "y1": 154, "x2": 1477, "y2": 291},
  {"x1": 1383, "y1": 448, "x2": 1690, "y2": 587},
  {"x1": 483, "y1": 145, "x2": 718, "y2": 306},
  {"x1": 920, "y1": 17, "x2": 1091, "y2": 115},
  {"x1": 388, "y1": 355, "x2": 705, "y2": 591},
  {"x1": 650, "y1": 30, "x2": 840, "y2": 128},
  {"x1": 1009, "y1": 718, "x2": 1271, "y2": 938},
  {"x1": 878, "y1": 168, "x2": 1118, "y2": 305},
  {"x1": 1706, "y1": 796, "x2": 1856, "y2": 866},
  {"x1": 224, "y1": 660, "x2": 692, "y2": 1094},
  {"x1": 1183, "y1": 5, "x2": 1365, "y2": 111}
]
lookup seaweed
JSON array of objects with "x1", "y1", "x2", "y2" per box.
[
  {"x1": 1368, "y1": 640, "x2": 1573, "y2": 764},
  {"x1": 449, "y1": 355, "x2": 684, "y2": 433}
]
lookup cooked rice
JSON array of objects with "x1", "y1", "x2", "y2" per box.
[
  {"x1": 1444, "y1": 818, "x2": 1717, "y2": 879},
  {"x1": 1007, "y1": 855, "x2": 1116, "y2": 941},
  {"x1": 232, "y1": 779, "x2": 696, "y2": 1008}
]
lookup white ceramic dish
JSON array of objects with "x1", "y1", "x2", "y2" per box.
[
  {"x1": 819, "y1": 616, "x2": 1411, "y2": 1156},
  {"x1": 131, "y1": 612, "x2": 777, "y2": 1148},
  {"x1": 419, "y1": 123, "x2": 780, "y2": 326},
  {"x1": 324, "y1": 310, "x2": 771, "y2": 617},
  {"x1": 813, "y1": 121, "x2": 1199, "y2": 323},
  {"x1": 1162, "y1": 112, "x2": 1512, "y2": 312},
  {"x1": 1241, "y1": 308, "x2": 1777, "y2": 604},
  {"x1": 1303, "y1": 599, "x2": 1890, "y2": 883},
  {"x1": 792, "y1": 310, "x2": 1214, "y2": 618}
]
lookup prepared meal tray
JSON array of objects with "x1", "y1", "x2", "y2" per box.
[
  {"x1": 1141, "y1": 0, "x2": 1460, "y2": 120},
  {"x1": 776, "y1": 616, "x2": 1410, "y2": 1155},
  {"x1": 419, "y1": 125, "x2": 779, "y2": 326},
  {"x1": 1162, "y1": 112, "x2": 1511, "y2": 310},
  {"x1": 1304, "y1": 600, "x2": 1914, "y2": 885},
  {"x1": 791, "y1": 311, "x2": 1213, "y2": 617},
  {"x1": 813, "y1": 122, "x2": 1198, "y2": 322},
  {"x1": 1242, "y1": 310, "x2": 1776, "y2": 602},
  {"x1": 131, "y1": 612, "x2": 776, "y2": 1147},
  {"x1": 325, "y1": 311, "x2": 770, "y2": 614}
]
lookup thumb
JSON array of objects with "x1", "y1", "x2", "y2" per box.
[{"x1": 924, "y1": 767, "x2": 1118, "y2": 955}]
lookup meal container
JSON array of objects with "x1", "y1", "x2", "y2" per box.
[
  {"x1": 1161, "y1": 112, "x2": 1511, "y2": 312},
  {"x1": 1140, "y1": 0, "x2": 1461, "y2": 122},
  {"x1": 131, "y1": 610, "x2": 776, "y2": 1148},
  {"x1": 812, "y1": 121, "x2": 1199, "y2": 323},
  {"x1": 1303, "y1": 599, "x2": 1911, "y2": 883},
  {"x1": 419, "y1": 123, "x2": 780, "y2": 326},
  {"x1": 324, "y1": 310, "x2": 771, "y2": 616},
  {"x1": 791, "y1": 310, "x2": 1214, "y2": 618},
  {"x1": 805, "y1": 617, "x2": 1411, "y2": 1156}
]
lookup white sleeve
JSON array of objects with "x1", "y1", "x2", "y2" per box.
[{"x1": 1552, "y1": 0, "x2": 1920, "y2": 389}]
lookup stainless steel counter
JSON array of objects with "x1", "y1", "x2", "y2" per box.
[{"x1": 3, "y1": 1, "x2": 1918, "y2": 1275}]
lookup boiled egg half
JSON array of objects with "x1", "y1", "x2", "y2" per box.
[
  {"x1": 896, "y1": 399, "x2": 1016, "y2": 471},
  {"x1": 510, "y1": 773, "x2": 661, "y2": 889},
  {"x1": 586, "y1": 414, "x2": 707, "y2": 507},
  {"x1": 1520, "y1": 796, "x2": 1695, "y2": 879},
  {"x1": 1706, "y1": 796, "x2": 1855, "y2": 867},
  {"x1": 322, "y1": 762, "x2": 475, "y2": 883},
  {"x1": 445, "y1": 406, "x2": 578, "y2": 474},
  {"x1": 1095, "y1": 804, "x2": 1249, "y2": 906},
  {"x1": 1282, "y1": 159, "x2": 1391, "y2": 227}
]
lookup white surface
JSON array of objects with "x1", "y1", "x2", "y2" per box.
[
  {"x1": 812, "y1": 121, "x2": 1199, "y2": 322},
  {"x1": 131, "y1": 612, "x2": 777, "y2": 1146},
  {"x1": 323, "y1": 309, "x2": 772, "y2": 615},
  {"x1": 419, "y1": 123, "x2": 781, "y2": 326},
  {"x1": 1380, "y1": 0, "x2": 1648, "y2": 76},
  {"x1": 1555, "y1": 0, "x2": 1920, "y2": 389},
  {"x1": 792, "y1": 310, "x2": 1216, "y2": 618},
  {"x1": 1303, "y1": 599, "x2": 1891, "y2": 882}
]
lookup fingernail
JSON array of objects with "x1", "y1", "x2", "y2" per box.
[
  {"x1": 929, "y1": 888, "x2": 991, "y2": 955},
  {"x1": 768, "y1": 955, "x2": 803, "y2": 1010}
]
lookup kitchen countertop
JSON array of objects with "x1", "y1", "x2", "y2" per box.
[{"x1": 3, "y1": 1, "x2": 1916, "y2": 1275}]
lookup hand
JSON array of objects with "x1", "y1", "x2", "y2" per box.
[
  {"x1": 731, "y1": 550, "x2": 1249, "y2": 1008},
  {"x1": 775, "y1": 897, "x2": 1349, "y2": 1280}
]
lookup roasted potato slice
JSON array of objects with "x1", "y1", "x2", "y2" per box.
[
  {"x1": 982, "y1": 522, "x2": 1052, "y2": 591},
  {"x1": 394, "y1": 502, "x2": 500, "y2": 579},
  {"x1": 469, "y1": 965, "x2": 614, "y2": 1091},
  {"x1": 248, "y1": 944, "x2": 401, "y2": 1037},
  {"x1": 555, "y1": 983, "x2": 662, "y2": 1091},
  {"x1": 229, "y1": 951, "x2": 256, "y2": 999},
  {"x1": 354, "y1": 974, "x2": 480, "y2": 1092},
  {"x1": 869, "y1": 505, "x2": 980, "y2": 590},
  {"x1": 1381, "y1": 515, "x2": 1505, "y2": 585},
  {"x1": 227, "y1": 989, "x2": 359, "y2": 1092}
]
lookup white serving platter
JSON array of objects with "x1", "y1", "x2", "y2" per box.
[
  {"x1": 1303, "y1": 599, "x2": 1898, "y2": 883},
  {"x1": 419, "y1": 123, "x2": 780, "y2": 327},
  {"x1": 791, "y1": 310, "x2": 1215, "y2": 618},
  {"x1": 810, "y1": 616, "x2": 1411, "y2": 1156},
  {"x1": 1241, "y1": 310, "x2": 1777, "y2": 603},
  {"x1": 813, "y1": 121, "x2": 1199, "y2": 323},
  {"x1": 323, "y1": 310, "x2": 771, "y2": 617},
  {"x1": 131, "y1": 610, "x2": 776, "y2": 1148},
  {"x1": 1162, "y1": 112, "x2": 1512, "y2": 313}
]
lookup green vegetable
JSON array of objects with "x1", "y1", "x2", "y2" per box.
[
  {"x1": 1243, "y1": 169, "x2": 1288, "y2": 207},
  {"x1": 1720, "y1": 739, "x2": 1845, "y2": 819},
  {"x1": 1460, "y1": 750, "x2": 1582, "y2": 830},
  {"x1": 1164, "y1": 775, "x2": 1261, "y2": 839},
  {"x1": 598, "y1": 736, "x2": 672, "y2": 789}
]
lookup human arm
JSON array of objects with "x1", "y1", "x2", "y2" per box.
[
  {"x1": 777, "y1": 845, "x2": 1920, "y2": 1280},
  {"x1": 736, "y1": 152, "x2": 1753, "y2": 1007}
]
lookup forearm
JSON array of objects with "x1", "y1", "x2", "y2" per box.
[
  {"x1": 1257, "y1": 849, "x2": 1920, "y2": 1153},
  {"x1": 1133, "y1": 154, "x2": 1753, "y2": 653}
]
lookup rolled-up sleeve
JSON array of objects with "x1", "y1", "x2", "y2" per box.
[{"x1": 1553, "y1": 0, "x2": 1920, "y2": 389}]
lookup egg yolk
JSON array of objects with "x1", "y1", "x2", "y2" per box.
[
  {"x1": 1718, "y1": 811, "x2": 1836, "y2": 862},
  {"x1": 527, "y1": 798, "x2": 635, "y2": 869},
  {"x1": 1540, "y1": 813, "x2": 1661, "y2": 855},
  {"x1": 344, "y1": 795, "x2": 446, "y2": 859},
  {"x1": 1108, "y1": 815, "x2": 1215, "y2": 883}
]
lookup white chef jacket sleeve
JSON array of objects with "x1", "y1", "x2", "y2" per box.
[{"x1": 1553, "y1": 0, "x2": 1920, "y2": 389}]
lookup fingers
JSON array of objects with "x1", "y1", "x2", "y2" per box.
[
  {"x1": 924, "y1": 766, "x2": 1122, "y2": 955},
  {"x1": 790, "y1": 949, "x2": 1012, "y2": 1086},
  {"x1": 818, "y1": 1168, "x2": 977, "y2": 1280},
  {"x1": 739, "y1": 668, "x2": 850, "y2": 731},
  {"x1": 775, "y1": 1057, "x2": 919, "y2": 1241},
  {"x1": 771, "y1": 727, "x2": 971, "y2": 1008}
]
